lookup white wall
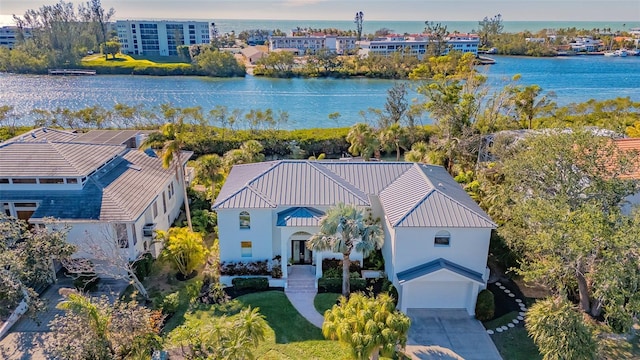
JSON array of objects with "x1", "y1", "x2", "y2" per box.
[
  {"x1": 217, "y1": 209, "x2": 273, "y2": 262},
  {"x1": 393, "y1": 227, "x2": 491, "y2": 275}
]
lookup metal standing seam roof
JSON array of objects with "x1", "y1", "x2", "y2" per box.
[
  {"x1": 213, "y1": 160, "x2": 495, "y2": 229},
  {"x1": 397, "y1": 258, "x2": 485, "y2": 284},
  {"x1": 380, "y1": 165, "x2": 495, "y2": 228},
  {"x1": 0, "y1": 149, "x2": 193, "y2": 222},
  {"x1": 74, "y1": 130, "x2": 152, "y2": 145},
  {"x1": 0, "y1": 142, "x2": 126, "y2": 177},
  {"x1": 276, "y1": 207, "x2": 325, "y2": 227},
  {"x1": 2, "y1": 128, "x2": 78, "y2": 144}
]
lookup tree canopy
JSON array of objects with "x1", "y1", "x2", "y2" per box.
[
  {"x1": 323, "y1": 292, "x2": 411, "y2": 360},
  {"x1": 307, "y1": 203, "x2": 383, "y2": 296}
]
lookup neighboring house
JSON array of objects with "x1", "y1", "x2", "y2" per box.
[
  {"x1": 116, "y1": 19, "x2": 212, "y2": 56},
  {"x1": 240, "y1": 46, "x2": 266, "y2": 64},
  {"x1": 213, "y1": 160, "x2": 495, "y2": 316},
  {"x1": 0, "y1": 128, "x2": 192, "y2": 261}
]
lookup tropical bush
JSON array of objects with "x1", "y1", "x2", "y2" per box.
[
  {"x1": 220, "y1": 260, "x2": 270, "y2": 276},
  {"x1": 157, "y1": 228, "x2": 208, "y2": 278},
  {"x1": 475, "y1": 289, "x2": 495, "y2": 321}
]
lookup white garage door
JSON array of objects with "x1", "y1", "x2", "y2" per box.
[{"x1": 403, "y1": 281, "x2": 470, "y2": 309}]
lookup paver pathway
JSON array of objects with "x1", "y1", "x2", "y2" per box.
[{"x1": 284, "y1": 265, "x2": 324, "y2": 328}]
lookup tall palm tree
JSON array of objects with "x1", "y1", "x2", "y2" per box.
[
  {"x1": 143, "y1": 120, "x2": 193, "y2": 230},
  {"x1": 307, "y1": 203, "x2": 384, "y2": 296}
]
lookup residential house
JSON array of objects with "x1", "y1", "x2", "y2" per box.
[
  {"x1": 213, "y1": 160, "x2": 495, "y2": 315},
  {"x1": 0, "y1": 128, "x2": 192, "y2": 261}
]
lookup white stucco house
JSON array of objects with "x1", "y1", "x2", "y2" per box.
[
  {"x1": 0, "y1": 128, "x2": 192, "y2": 262},
  {"x1": 213, "y1": 160, "x2": 496, "y2": 316}
]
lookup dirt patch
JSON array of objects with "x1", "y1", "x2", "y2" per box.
[{"x1": 512, "y1": 278, "x2": 551, "y2": 299}]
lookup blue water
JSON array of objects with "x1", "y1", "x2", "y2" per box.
[
  {"x1": 1, "y1": 55, "x2": 638, "y2": 129},
  {"x1": 211, "y1": 20, "x2": 637, "y2": 35}
]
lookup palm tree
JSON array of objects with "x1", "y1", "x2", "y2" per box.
[
  {"x1": 307, "y1": 203, "x2": 384, "y2": 296},
  {"x1": 322, "y1": 292, "x2": 411, "y2": 360},
  {"x1": 379, "y1": 123, "x2": 408, "y2": 161},
  {"x1": 143, "y1": 120, "x2": 193, "y2": 230},
  {"x1": 194, "y1": 153, "x2": 225, "y2": 198},
  {"x1": 346, "y1": 123, "x2": 379, "y2": 160}
]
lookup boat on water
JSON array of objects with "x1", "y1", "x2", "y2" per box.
[{"x1": 603, "y1": 49, "x2": 628, "y2": 57}]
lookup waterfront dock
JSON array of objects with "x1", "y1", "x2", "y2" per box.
[{"x1": 48, "y1": 69, "x2": 97, "y2": 76}]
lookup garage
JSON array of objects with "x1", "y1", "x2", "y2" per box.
[
  {"x1": 403, "y1": 280, "x2": 471, "y2": 310},
  {"x1": 396, "y1": 258, "x2": 486, "y2": 315}
]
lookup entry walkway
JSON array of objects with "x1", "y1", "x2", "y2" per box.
[{"x1": 284, "y1": 265, "x2": 324, "y2": 328}]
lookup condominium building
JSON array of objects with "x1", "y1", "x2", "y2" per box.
[
  {"x1": 268, "y1": 34, "x2": 357, "y2": 54},
  {"x1": 358, "y1": 33, "x2": 480, "y2": 60},
  {"x1": 116, "y1": 20, "x2": 212, "y2": 56},
  {"x1": 0, "y1": 26, "x2": 31, "y2": 49}
]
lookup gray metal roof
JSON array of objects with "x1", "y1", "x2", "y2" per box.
[
  {"x1": 74, "y1": 130, "x2": 152, "y2": 146},
  {"x1": 0, "y1": 149, "x2": 193, "y2": 222},
  {"x1": 2, "y1": 128, "x2": 78, "y2": 144},
  {"x1": 213, "y1": 160, "x2": 495, "y2": 229},
  {"x1": 0, "y1": 141, "x2": 126, "y2": 177},
  {"x1": 277, "y1": 207, "x2": 325, "y2": 227},
  {"x1": 397, "y1": 258, "x2": 484, "y2": 284},
  {"x1": 380, "y1": 165, "x2": 496, "y2": 228}
]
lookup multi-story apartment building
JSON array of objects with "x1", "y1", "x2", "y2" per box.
[
  {"x1": 358, "y1": 33, "x2": 480, "y2": 60},
  {"x1": 268, "y1": 34, "x2": 358, "y2": 54},
  {"x1": 116, "y1": 20, "x2": 212, "y2": 56},
  {"x1": 0, "y1": 26, "x2": 31, "y2": 49}
]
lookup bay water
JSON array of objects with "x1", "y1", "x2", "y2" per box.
[{"x1": 1, "y1": 55, "x2": 638, "y2": 129}]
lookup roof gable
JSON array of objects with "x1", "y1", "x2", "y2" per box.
[
  {"x1": 277, "y1": 207, "x2": 325, "y2": 227},
  {"x1": 397, "y1": 258, "x2": 484, "y2": 284},
  {"x1": 214, "y1": 160, "x2": 495, "y2": 229}
]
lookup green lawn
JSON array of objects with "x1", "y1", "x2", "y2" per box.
[
  {"x1": 314, "y1": 293, "x2": 340, "y2": 315},
  {"x1": 166, "y1": 291, "x2": 349, "y2": 359},
  {"x1": 483, "y1": 311, "x2": 541, "y2": 359},
  {"x1": 80, "y1": 54, "x2": 193, "y2": 74}
]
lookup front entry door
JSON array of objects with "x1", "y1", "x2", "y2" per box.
[{"x1": 291, "y1": 240, "x2": 312, "y2": 264}]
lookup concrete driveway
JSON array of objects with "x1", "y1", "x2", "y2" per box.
[{"x1": 405, "y1": 309, "x2": 502, "y2": 360}]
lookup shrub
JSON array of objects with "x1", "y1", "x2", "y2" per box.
[
  {"x1": 160, "y1": 291, "x2": 181, "y2": 316},
  {"x1": 133, "y1": 252, "x2": 154, "y2": 281},
  {"x1": 220, "y1": 260, "x2": 270, "y2": 276},
  {"x1": 232, "y1": 277, "x2": 269, "y2": 292},
  {"x1": 73, "y1": 274, "x2": 100, "y2": 292},
  {"x1": 475, "y1": 289, "x2": 495, "y2": 321},
  {"x1": 322, "y1": 259, "x2": 361, "y2": 273},
  {"x1": 318, "y1": 277, "x2": 366, "y2": 293}
]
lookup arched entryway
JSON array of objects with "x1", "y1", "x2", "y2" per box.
[{"x1": 290, "y1": 231, "x2": 313, "y2": 265}]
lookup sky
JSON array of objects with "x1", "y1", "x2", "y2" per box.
[{"x1": 1, "y1": 0, "x2": 639, "y2": 25}]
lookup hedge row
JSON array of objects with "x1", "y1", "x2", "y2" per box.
[
  {"x1": 232, "y1": 277, "x2": 269, "y2": 291},
  {"x1": 317, "y1": 277, "x2": 367, "y2": 293}
]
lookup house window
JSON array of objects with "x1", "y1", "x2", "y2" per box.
[
  {"x1": 241, "y1": 241, "x2": 252, "y2": 257},
  {"x1": 162, "y1": 192, "x2": 167, "y2": 214},
  {"x1": 239, "y1": 211, "x2": 250, "y2": 229},
  {"x1": 116, "y1": 223, "x2": 129, "y2": 248},
  {"x1": 39, "y1": 178, "x2": 65, "y2": 184},
  {"x1": 434, "y1": 230, "x2": 451, "y2": 247},
  {"x1": 152, "y1": 201, "x2": 158, "y2": 219},
  {"x1": 12, "y1": 178, "x2": 37, "y2": 184}
]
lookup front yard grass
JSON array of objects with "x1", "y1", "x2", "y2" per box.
[
  {"x1": 314, "y1": 293, "x2": 340, "y2": 315},
  {"x1": 166, "y1": 290, "x2": 349, "y2": 359}
]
